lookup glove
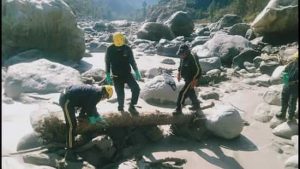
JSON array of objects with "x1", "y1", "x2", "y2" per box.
[
  {"x1": 134, "y1": 70, "x2": 142, "y2": 81},
  {"x1": 281, "y1": 72, "x2": 289, "y2": 85},
  {"x1": 88, "y1": 114, "x2": 102, "y2": 125},
  {"x1": 105, "y1": 72, "x2": 113, "y2": 85},
  {"x1": 177, "y1": 72, "x2": 181, "y2": 82},
  {"x1": 191, "y1": 79, "x2": 197, "y2": 88}
]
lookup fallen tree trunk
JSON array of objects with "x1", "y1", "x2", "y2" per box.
[{"x1": 77, "y1": 102, "x2": 214, "y2": 134}]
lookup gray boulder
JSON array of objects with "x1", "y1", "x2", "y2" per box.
[
  {"x1": 284, "y1": 155, "x2": 298, "y2": 169},
  {"x1": 136, "y1": 22, "x2": 174, "y2": 41},
  {"x1": 3, "y1": 49, "x2": 47, "y2": 66},
  {"x1": 263, "y1": 84, "x2": 283, "y2": 106},
  {"x1": 254, "y1": 103, "x2": 281, "y2": 123},
  {"x1": 156, "y1": 39, "x2": 182, "y2": 57},
  {"x1": 140, "y1": 74, "x2": 190, "y2": 105},
  {"x1": 192, "y1": 33, "x2": 253, "y2": 67},
  {"x1": 199, "y1": 57, "x2": 222, "y2": 73},
  {"x1": 2, "y1": 0, "x2": 85, "y2": 61},
  {"x1": 232, "y1": 49, "x2": 261, "y2": 69},
  {"x1": 210, "y1": 14, "x2": 243, "y2": 32},
  {"x1": 251, "y1": 0, "x2": 298, "y2": 35},
  {"x1": 86, "y1": 42, "x2": 110, "y2": 53},
  {"x1": 165, "y1": 11, "x2": 194, "y2": 37},
  {"x1": 161, "y1": 58, "x2": 176, "y2": 65},
  {"x1": 245, "y1": 29, "x2": 256, "y2": 40},
  {"x1": 270, "y1": 116, "x2": 286, "y2": 129},
  {"x1": 200, "y1": 91, "x2": 219, "y2": 100},
  {"x1": 17, "y1": 132, "x2": 43, "y2": 151},
  {"x1": 259, "y1": 61, "x2": 280, "y2": 76},
  {"x1": 272, "y1": 121, "x2": 298, "y2": 139},
  {"x1": 4, "y1": 59, "x2": 82, "y2": 97},
  {"x1": 271, "y1": 65, "x2": 286, "y2": 85},
  {"x1": 206, "y1": 105, "x2": 243, "y2": 139},
  {"x1": 191, "y1": 36, "x2": 210, "y2": 47},
  {"x1": 229, "y1": 23, "x2": 250, "y2": 37},
  {"x1": 199, "y1": 69, "x2": 227, "y2": 85}
]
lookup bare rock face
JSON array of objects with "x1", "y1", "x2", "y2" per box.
[
  {"x1": 136, "y1": 22, "x2": 174, "y2": 41},
  {"x1": 206, "y1": 105, "x2": 244, "y2": 139},
  {"x1": 251, "y1": 0, "x2": 298, "y2": 35},
  {"x1": 2, "y1": 0, "x2": 85, "y2": 61},
  {"x1": 4, "y1": 59, "x2": 82, "y2": 97}
]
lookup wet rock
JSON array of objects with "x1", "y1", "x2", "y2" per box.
[
  {"x1": 271, "y1": 65, "x2": 286, "y2": 85},
  {"x1": 4, "y1": 59, "x2": 82, "y2": 97},
  {"x1": 17, "y1": 132, "x2": 44, "y2": 151},
  {"x1": 2, "y1": 0, "x2": 85, "y2": 61},
  {"x1": 206, "y1": 105, "x2": 243, "y2": 139},
  {"x1": 270, "y1": 116, "x2": 286, "y2": 129},
  {"x1": 161, "y1": 58, "x2": 176, "y2": 65},
  {"x1": 229, "y1": 23, "x2": 250, "y2": 37},
  {"x1": 210, "y1": 14, "x2": 243, "y2": 32},
  {"x1": 136, "y1": 22, "x2": 174, "y2": 41},
  {"x1": 272, "y1": 121, "x2": 298, "y2": 139},
  {"x1": 165, "y1": 11, "x2": 194, "y2": 37},
  {"x1": 284, "y1": 155, "x2": 298, "y2": 169},
  {"x1": 263, "y1": 84, "x2": 282, "y2": 106},
  {"x1": 192, "y1": 33, "x2": 253, "y2": 67},
  {"x1": 254, "y1": 103, "x2": 280, "y2": 123}
]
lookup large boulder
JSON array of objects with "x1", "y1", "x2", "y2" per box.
[
  {"x1": 285, "y1": 155, "x2": 298, "y2": 169},
  {"x1": 4, "y1": 59, "x2": 82, "y2": 98},
  {"x1": 191, "y1": 36, "x2": 210, "y2": 47},
  {"x1": 270, "y1": 65, "x2": 286, "y2": 85},
  {"x1": 251, "y1": 0, "x2": 298, "y2": 36},
  {"x1": 140, "y1": 74, "x2": 191, "y2": 105},
  {"x1": 198, "y1": 57, "x2": 222, "y2": 73},
  {"x1": 156, "y1": 39, "x2": 182, "y2": 57},
  {"x1": 232, "y1": 49, "x2": 261, "y2": 69},
  {"x1": 2, "y1": 0, "x2": 85, "y2": 61},
  {"x1": 206, "y1": 105, "x2": 243, "y2": 139},
  {"x1": 210, "y1": 14, "x2": 243, "y2": 32},
  {"x1": 272, "y1": 121, "x2": 298, "y2": 139},
  {"x1": 229, "y1": 23, "x2": 250, "y2": 37},
  {"x1": 192, "y1": 33, "x2": 253, "y2": 67},
  {"x1": 259, "y1": 61, "x2": 280, "y2": 76},
  {"x1": 263, "y1": 84, "x2": 283, "y2": 106},
  {"x1": 165, "y1": 11, "x2": 194, "y2": 37},
  {"x1": 136, "y1": 22, "x2": 174, "y2": 41}
]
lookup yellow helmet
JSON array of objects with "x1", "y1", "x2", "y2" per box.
[
  {"x1": 103, "y1": 85, "x2": 113, "y2": 99},
  {"x1": 293, "y1": 51, "x2": 298, "y2": 59},
  {"x1": 112, "y1": 32, "x2": 125, "y2": 47}
]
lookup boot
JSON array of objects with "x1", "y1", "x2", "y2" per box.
[
  {"x1": 276, "y1": 112, "x2": 286, "y2": 119},
  {"x1": 64, "y1": 149, "x2": 83, "y2": 162},
  {"x1": 128, "y1": 105, "x2": 139, "y2": 116},
  {"x1": 287, "y1": 114, "x2": 295, "y2": 122},
  {"x1": 172, "y1": 108, "x2": 183, "y2": 115}
]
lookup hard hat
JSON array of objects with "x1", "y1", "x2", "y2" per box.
[
  {"x1": 176, "y1": 44, "x2": 190, "y2": 56},
  {"x1": 113, "y1": 32, "x2": 125, "y2": 47},
  {"x1": 103, "y1": 85, "x2": 113, "y2": 99},
  {"x1": 293, "y1": 51, "x2": 298, "y2": 59}
]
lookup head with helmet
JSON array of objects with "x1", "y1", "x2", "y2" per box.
[
  {"x1": 102, "y1": 85, "x2": 113, "y2": 100},
  {"x1": 177, "y1": 44, "x2": 190, "y2": 59},
  {"x1": 112, "y1": 32, "x2": 125, "y2": 47}
]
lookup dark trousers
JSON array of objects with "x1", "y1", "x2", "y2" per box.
[
  {"x1": 113, "y1": 74, "x2": 140, "y2": 110},
  {"x1": 281, "y1": 84, "x2": 299, "y2": 117},
  {"x1": 176, "y1": 80, "x2": 200, "y2": 110},
  {"x1": 59, "y1": 92, "x2": 77, "y2": 149}
]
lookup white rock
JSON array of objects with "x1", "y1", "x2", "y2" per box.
[
  {"x1": 272, "y1": 121, "x2": 298, "y2": 139},
  {"x1": 254, "y1": 103, "x2": 280, "y2": 123},
  {"x1": 284, "y1": 155, "x2": 298, "y2": 169},
  {"x1": 206, "y1": 105, "x2": 243, "y2": 139},
  {"x1": 291, "y1": 135, "x2": 298, "y2": 152},
  {"x1": 271, "y1": 65, "x2": 286, "y2": 85},
  {"x1": 144, "y1": 68, "x2": 163, "y2": 79},
  {"x1": 263, "y1": 84, "x2": 283, "y2": 106},
  {"x1": 269, "y1": 116, "x2": 286, "y2": 129},
  {"x1": 4, "y1": 59, "x2": 82, "y2": 98}
]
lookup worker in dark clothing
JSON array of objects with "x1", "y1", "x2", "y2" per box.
[
  {"x1": 276, "y1": 52, "x2": 299, "y2": 121},
  {"x1": 105, "y1": 32, "x2": 141, "y2": 115},
  {"x1": 173, "y1": 44, "x2": 202, "y2": 115},
  {"x1": 59, "y1": 84, "x2": 113, "y2": 162}
]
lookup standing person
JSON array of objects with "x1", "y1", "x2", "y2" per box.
[
  {"x1": 105, "y1": 32, "x2": 141, "y2": 115},
  {"x1": 276, "y1": 52, "x2": 299, "y2": 121},
  {"x1": 173, "y1": 44, "x2": 202, "y2": 115},
  {"x1": 59, "y1": 84, "x2": 113, "y2": 161}
]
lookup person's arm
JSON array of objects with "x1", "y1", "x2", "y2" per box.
[
  {"x1": 191, "y1": 54, "x2": 202, "y2": 80},
  {"x1": 128, "y1": 46, "x2": 138, "y2": 71}
]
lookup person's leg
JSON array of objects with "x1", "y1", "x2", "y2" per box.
[
  {"x1": 113, "y1": 77, "x2": 125, "y2": 111},
  {"x1": 288, "y1": 85, "x2": 298, "y2": 120},
  {"x1": 276, "y1": 85, "x2": 290, "y2": 119},
  {"x1": 187, "y1": 88, "x2": 200, "y2": 110},
  {"x1": 126, "y1": 74, "x2": 140, "y2": 107},
  {"x1": 174, "y1": 81, "x2": 192, "y2": 115}
]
